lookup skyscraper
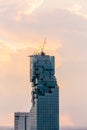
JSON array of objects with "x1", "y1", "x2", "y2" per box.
[
  {"x1": 14, "y1": 51, "x2": 59, "y2": 130},
  {"x1": 29, "y1": 52, "x2": 59, "y2": 130}
]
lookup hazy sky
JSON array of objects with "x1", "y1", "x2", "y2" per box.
[{"x1": 0, "y1": 0, "x2": 87, "y2": 127}]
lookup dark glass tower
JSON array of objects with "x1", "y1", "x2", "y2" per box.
[{"x1": 29, "y1": 52, "x2": 59, "y2": 130}]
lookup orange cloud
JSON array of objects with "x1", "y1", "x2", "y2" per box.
[{"x1": 60, "y1": 114, "x2": 75, "y2": 127}]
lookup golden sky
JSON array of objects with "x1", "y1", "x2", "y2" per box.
[{"x1": 0, "y1": 0, "x2": 87, "y2": 127}]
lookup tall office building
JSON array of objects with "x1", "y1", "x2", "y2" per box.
[
  {"x1": 29, "y1": 52, "x2": 59, "y2": 130},
  {"x1": 14, "y1": 51, "x2": 59, "y2": 130}
]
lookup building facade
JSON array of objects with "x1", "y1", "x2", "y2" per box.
[
  {"x1": 14, "y1": 52, "x2": 59, "y2": 130},
  {"x1": 29, "y1": 52, "x2": 59, "y2": 130},
  {"x1": 14, "y1": 113, "x2": 29, "y2": 130}
]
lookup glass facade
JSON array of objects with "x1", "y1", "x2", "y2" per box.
[
  {"x1": 29, "y1": 52, "x2": 59, "y2": 130},
  {"x1": 14, "y1": 52, "x2": 59, "y2": 130}
]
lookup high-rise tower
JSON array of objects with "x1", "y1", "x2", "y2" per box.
[{"x1": 29, "y1": 52, "x2": 59, "y2": 130}]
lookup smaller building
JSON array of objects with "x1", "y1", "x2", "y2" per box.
[{"x1": 14, "y1": 112, "x2": 29, "y2": 130}]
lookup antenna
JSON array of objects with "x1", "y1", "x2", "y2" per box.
[{"x1": 41, "y1": 37, "x2": 46, "y2": 53}]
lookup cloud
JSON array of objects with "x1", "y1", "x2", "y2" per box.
[
  {"x1": 67, "y1": 4, "x2": 87, "y2": 19},
  {"x1": 68, "y1": 4, "x2": 82, "y2": 12},
  {"x1": 0, "y1": 0, "x2": 44, "y2": 21},
  {"x1": 1, "y1": 6, "x2": 87, "y2": 51},
  {"x1": 14, "y1": 0, "x2": 44, "y2": 21},
  {"x1": 60, "y1": 114, "x2": 75, "y2": 127},
  {"x1": 19, "y1": 0, "x2": 43, "y2": 14},
  {"x1": 1, "y1": 7, "x2": 87, "y2": 45},
  {"x1": 1, "y1": 4, "x2": 87, "y2": 127}
]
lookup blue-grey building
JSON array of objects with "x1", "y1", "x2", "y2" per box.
[
  {"x1": 29, "y1": 52, "x2": 59, "y2": 130},
  {"x1": 14, "y1": 52, "x2": 59, "y2": 130}
]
